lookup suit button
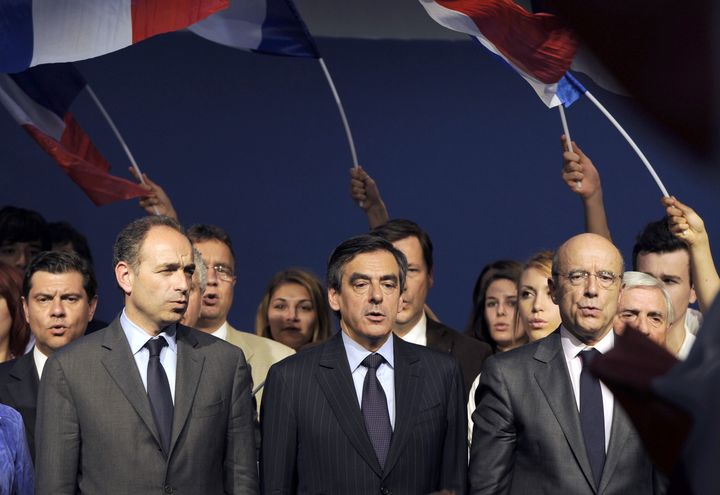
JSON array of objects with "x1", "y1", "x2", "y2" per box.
[
  {"x1": 163, "y1": 485, "x2": 174, "y2": 494},
  {"x1": 380, "y1": 488, "x2": 390, "y2": 495}
]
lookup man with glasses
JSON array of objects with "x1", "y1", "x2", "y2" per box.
[
  {"x1": 187, "y1": 225, "x2": 294, "y2": 411},
  {"x1": 469, "y1": 233, "x2": 663, "y2": 494}
]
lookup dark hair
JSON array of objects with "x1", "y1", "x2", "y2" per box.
[
  {"x1": 370, "y1": 219, "x2": 434, "y2": 274},
  {"x1": 48, "y1": 221, "x2": 94, "y2": 265},
  {"x1": 465, "y1": 259, "x2": 523, "y2": 351},
  {"x1": 23, "y1": 251, "x2": 97, "y2": 301},
  {"x1": 0, "y1": 262, "x2": 30, "y2": 358},
  {"x1": 113, "y1": 216, "x2": 186, "y2": 272},
  {"x1": 0, "y1": 206, "x2": 48, "y2": 248},
  {"x1": 187, "y1": 224, "x2": 235, "y2": 263},
  {"x1": 632, "y1": 218, "x2": 690, "y2": 276},
  {"x1": 256, "y1": 268, "x2": 332, "y2": 346},
  {"x1": 327, "y1": 235, "x2": 408, "y2": 294}
]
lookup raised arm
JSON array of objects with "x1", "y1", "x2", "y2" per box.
[
  {"x1": 129, "y1": 167, "x2": 179, "y2": 221},
  {"x1": 561, "y1": 137, "x2": 612, "y2": 241},
  {"x1": 663, "y1": 196, "x2": 719, "y2": 313},
  {"x1": 349, "y1": 165, "x2": 389, "y2": 229}
]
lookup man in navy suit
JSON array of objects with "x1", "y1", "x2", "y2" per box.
[{"x1": 260, "y1": 235, "x2": 467, "y2": 494}]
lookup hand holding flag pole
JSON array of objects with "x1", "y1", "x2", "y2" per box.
[
  {"x1": 85, "y1": 86, "x2": 160, "y2": 214},
  {"x1": 558, "y1": 105, "x2": 581, "y2": 190}
]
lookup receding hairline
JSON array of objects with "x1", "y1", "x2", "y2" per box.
[{"x1": 554, "y1": 234, "x2": 624, "y2": 273}]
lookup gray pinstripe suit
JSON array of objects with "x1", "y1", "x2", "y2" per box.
[{"x1": 260, "y1": 332, "x2": 467, "y2": 495}]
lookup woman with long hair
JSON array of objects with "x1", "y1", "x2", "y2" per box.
[{"x1": 0, "y1": 263, "x2": 30, "y2": 362}]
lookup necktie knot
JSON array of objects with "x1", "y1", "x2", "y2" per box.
[
  {"x1": 362, "y1": 353, "x2": 384, "y2": 371},
  {"x1": 145, "y1": 337, "x2": 168, "y2": 358},
  {"x1": 579, "y1": 348, "x2": 601, "y2": 366}
]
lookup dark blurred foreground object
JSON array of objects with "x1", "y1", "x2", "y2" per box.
[{"x1": 551, "y1": 0, "x2": 717, "y2": 161}]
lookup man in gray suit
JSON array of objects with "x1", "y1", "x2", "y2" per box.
[
  {"x1": 261, "y1": 235, "x2": 467, "y2": 494},
  {"x1": 470, "y1": 233, "x2": 664, "y2": 494},
  {"x1": 35, "y1": 216, "x2": 258, "y2": 494}
]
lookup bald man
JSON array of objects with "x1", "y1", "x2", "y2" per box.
[{"x1": 470, "y1": 234, "x2": 664, "y2": 494}]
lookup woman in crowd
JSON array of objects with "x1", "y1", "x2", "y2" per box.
[
  {"x1": 0, "y1": 263, "x2": 30, "y2": 363},
  {"x1": 255, "y1": 269, "x2": 332, "y2": 350},
  {"x1": 465, "y1": 260, "x2": 526, "y2": 353},
  {"x1": 0, "y1": 403, "x2": 33, "y2": 494},
  {"x1": 517, "y1": 251, "x2": 562, "y2": 342}
]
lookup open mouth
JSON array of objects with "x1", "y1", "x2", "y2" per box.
[
  {"x1": 49, "y1": 325, "x2": 67, "y2": 336},
  {"x1": 202, "y1": 293, "x2": 219, "y2": 306},
  {"x1": 366, "y1": 310, "x2": 386, "y2": 323}
]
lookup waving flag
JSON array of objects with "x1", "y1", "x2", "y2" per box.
[
  {"x1": 419, "y1": 0, "x2": 581, "y2": 107},
  {"x1": 188, "y1": 0, "x2": 319, "y2": 57},
  {"x1": 0, "y1": 0, "x2": 229, "y2": 73},
  {"x1": 0, "y1": 64, "x2": 146, "y2": 206}
]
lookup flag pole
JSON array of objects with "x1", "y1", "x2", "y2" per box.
[
  {"x1": 558, "y1": 104, "x2": 582, "y2": 190},
  {"x1": 317, "y1": 58, "x2": 359, "y2": 168},
  {"x1": 584, "y1": 90, "x2": 670, "y2": 197},
  {"x1": 85, "y1": 86, "x2": 159, "y2": 213}
]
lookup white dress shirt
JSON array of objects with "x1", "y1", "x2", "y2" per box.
[
  {"x1": 399, "y1": 312, "x2": 427, "y2": 347},
  {"x1": 211, "y1": 321, "x2": 229, "y2": 341},
  {"x1": 33, "y1": 346, "x2": 48, "y2": 379},
  {"x1": 677, "y1": 327, "x2": 696, "y2": 361},
  {"x1": 120, "y1": 309, "x2": 178, "y2": 403},
  {"x1": 560, "y1": 326, "x2": 615, "y2": 451},
  {"x1": 342, "y1": 331, "x2": 396, "y2": 429}
]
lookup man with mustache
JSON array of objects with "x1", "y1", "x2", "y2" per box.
[
  {"x1": 470, "y1": 233, "x2": 664, "y2": 494},
  {"x1": 261, "y1": 235, "x2": 467, "y2": 494},
  {"x1": 0, "y1": 250, "x2": 97, "y2": 463},
  {"x1": 35, "y1": 216, "x2": 258, "y2": 494}
]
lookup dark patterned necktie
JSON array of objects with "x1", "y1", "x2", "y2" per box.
[
  {"x1": 579, "y1": 348, "x2": 605, "y2": 487},
  {"x1": 145, "y1": 337, "x2": 173, "y2": 455},
  {"x1": 361, "y1": 353, "x2": 392, "y2": 469}
]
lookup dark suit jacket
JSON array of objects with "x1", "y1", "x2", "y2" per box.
[
  {"x1": 426, "y1": 318, "x2": 493, "y2": 399},
  {"x1": 469, "y1": 330, "x2": 663, "y2": 495},
  {"x1": 35, "y1": 318, "x2": 259, "y2": 494},
  {"x1": 260, "y1": 332, "x2": 467, "y2": 495},
  {"x1": 0, "y1": 352, "x2": 39, "y2": 462}
]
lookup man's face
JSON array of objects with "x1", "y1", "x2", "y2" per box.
[
  {"x1": 116, "y1": 226, "x2": 194, "y2": 334},
  {"x1": 328, "y1": 250, "x2": 403, "y2": 351},
  {"x1": 391, "y1": 236, "x2": 432, "y2": 328},
  {"x1": 23, "y1": 271, "x2": 97, "y2": 356},
  {"x1": 615, "y1": 286, "x2": 670, "y2": 346},
  {"x1": 635, "y1": 250, "x2": 695, "y2": 325},
  {"x1": 194, "y1": 240, "x2": 236, "y2": 328},
  {"x1": 0, "y1": 241, "x2": 42, "y2": 269},
  {"x1": 550, "y1": 234, "x2": 623, "y2": 343}
]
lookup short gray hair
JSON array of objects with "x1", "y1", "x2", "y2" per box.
[
  {"x1": 621, "y1": 271, "x2": 675, "y2": 324},
  {"x1": 192, "y1": 247, "x2": 207, "y2": 294}
]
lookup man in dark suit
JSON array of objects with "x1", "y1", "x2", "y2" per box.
[
  {"x1": 470, "y1": 233, "x2": 664, "y2": 494},
  {"x1": 370, "y1": 219, "x2": 492, "y2": 397},
  {"x1": 261, "y1": 235, "x2": 467, "y2": 494},
  {"x1": 0, "y1": 251, "x2": 97, "y2": 462},
  {"x1": 35, "y1": 216, "x2": 258, "y2": 494}
]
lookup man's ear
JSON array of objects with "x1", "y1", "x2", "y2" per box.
[
  {"x1": 115, "y1": 262, "x2": 133, "y2": 295},
  {"x1": 87, "y1": 296, "x2": 99, "y2": 321},
  {"x1": 689, "y1": 284, "x2": 698, "y2": 305},
  {"x1": 22, "y1": 296, "x2": 29, "y2": 325},
  {"x1": 548, "y1": 277, "x2": 559, "y2": 304},
  {"x1": 328, "y1": 288, "x2": 340, "y2": 312}
]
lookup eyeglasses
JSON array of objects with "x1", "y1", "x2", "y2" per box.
[
  {"x1": 209, "y1": 264, "x2": 235, "y2": 282},
  {"x1": 555, "y1": 270, "x2": 619, "y2": 289}
]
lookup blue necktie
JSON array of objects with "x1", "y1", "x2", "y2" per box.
[
  {"x1": 145, "y1": 337, "x2": 173, "y2": 456},
  {"x1": 579, "y1": 348, "x2": 605, "y2": 487},
  {"x1": 361, "y1": 353, "x2": 392, "y2": 469}
]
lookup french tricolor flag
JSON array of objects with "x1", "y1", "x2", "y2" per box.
[
  {"x1": 419, "y1": 0, "x2": 582, "y2": 107},
  {"x1": 0, "y1": 0, "x2": 229, "y2": 73},
  {"x1": 188, "y1": 0, "x2": 319, "y2": 58},
  {"x1": 0, "y1": 64, "x2": 146, "y2": 206}
]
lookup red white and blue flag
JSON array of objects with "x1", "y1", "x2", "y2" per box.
[
  {"x1": 0, "y1": 0, "x2": 229, "y2": 73},
  {"x1": 189, "y1": 0, "x2": 319, "y2": 58},
  {"x1": 0, "y1": 64, "x2": 146, "y2": 205},
  {"x1": 418, "y1": 0, "x2": 583, "y2": 107}
]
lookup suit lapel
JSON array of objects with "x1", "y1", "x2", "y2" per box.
[
  {"x1": 382, "y1": 336, "x2": 421, "y2": 478},
  {"x1": 169, "y1": 326, "x2": 204, "y2": 456},
  {"x1": 6, "y1": 353, "x2": 39, "y2": 441},
  {"x1": 597, "y1": 401, "x2": 632, "y2": 494},
  {"x1": 533, "y1": 332, "x2": 597, "y2": 493},
  {"x1": 315, "y1": 334, "x2": 383, "y2": 478},
  {"x1": 100, "y1": 319, "x2": 163, "y2": 449},
  {"x1": 426, "y1": 318, "x2": 452, "y2": 354}
]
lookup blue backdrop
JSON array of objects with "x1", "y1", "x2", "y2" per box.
[{"x1": 3, "y1": 33, "x2": 718, "y2": 332}]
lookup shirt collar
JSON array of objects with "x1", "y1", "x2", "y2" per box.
[
  {"x1": 120, "y1": 308, "x2": 177, "y2": 355},
  {"x1": 560, "y1": 324, "x2": 615, "y2": 361},
  {"x1": 400, "y1": 312, "x2": 427, "y2": 345},
  {"x1": 341, "y1": 330, "x2": 395, "y2": 373},
  {"x1": 212, "y1": 321, "x2": 229, "y2": 341}
]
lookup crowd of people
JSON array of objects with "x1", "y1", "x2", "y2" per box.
[{"x1": 0, "y1": 138, "x2": 717, "y2": 494}]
